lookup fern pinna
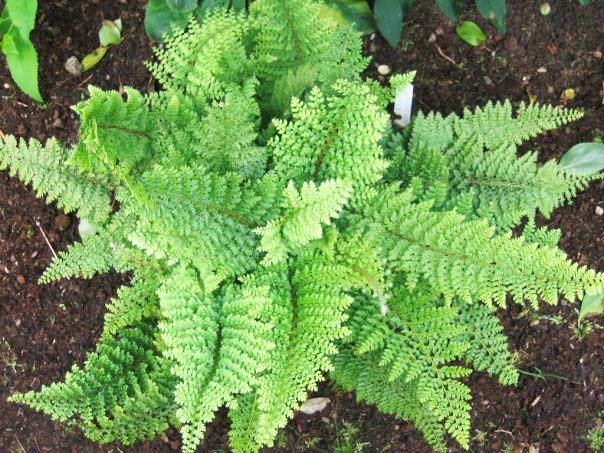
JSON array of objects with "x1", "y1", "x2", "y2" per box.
[{"x1": 1, "y1": 1, "x2": 602, "y2": 451}]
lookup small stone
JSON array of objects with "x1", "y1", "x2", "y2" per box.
[
  {"x1": 321, "y1": 417, "x2": 330, "y2": 423},
  {"x1": 483, "y1": 76, "x2": 493, "y2": 85},
  {"x1": 530, "y1": 319, "x2": 540, "y2": 326},
  {"x1": 3, "y1": 83, "x2": 9, "y2": 89},
  {"x1": 55, "y1": 214, "x2": 71, "y2": 230},
  {"x1": 52, "y1": 118, "x2": 63, "y2": 129},
  {"x1": 16, "y1": 274, "x2": 26, "y2": 285},
  {"x1": 435, "y1": 27, "x2": 444, "y2": 36},
  {"x1": 595, "y1": 206, "x2": 603, "y2": 216},
  {"x1": 536, "y1": 66, "x2": 547, "y2": 74},
  {"x1": 593, "y1": 50, "x2": 602, "y2": 59},
  {"x1": 547, "y1": 86, "x2": 554, "y2": 94},
  {"x1": 15, "y1": 319, "x2": 21, "y2": 327},
  {"x1": 377, "y1": 64, "x2": 391, "y2": 75},
  {"x1": 64, "y1": 56, "x2": 82, "y2": 76},
  {"x1": 428, "y1": 33, "x2": 437, "y2": 43}
]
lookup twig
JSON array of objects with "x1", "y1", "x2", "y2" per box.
[
  {"x1": 78, "y1": 73, "x2": 94, "y2": 88},
  {"x1": 435, "y1": 44, "x2": 457, "y2": 65},
  {"x1": 35, "y1": 220, "x2": 58, "y2": 258}
]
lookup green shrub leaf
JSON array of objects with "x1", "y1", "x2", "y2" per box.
[
  {"x1": 559, "y1": 142, "x2": 604, "y2": 175},
  {"x1": 373, "y1": 0, "x2": 403, "y2": 47},
  {"x1": 1, "y1": 28, "x2": 42, "y2": 101},
  {"x1": 5, "y1": 0, "x2": 37, "y2": 36},
  {"x1": 166, "y1": 0, "x2": 199, "y2": 13},
  {"x1": 579, "y1": 291, "x2": 604, "y2": 322},
  {"x1": 475, "y1": 0, "x2": 506, "y2": 32},
  {"x1": 144, "y1": 0, "x2": 190, "y2": 42},
  {"x1": 455, "y1": 20, "x2": 487, "y2": 46},
  {"x1": 319, "y1": 0, "x2": 376, "y2": 34},
  {"x1": 436, "y1": 0, "x2": 461, "y2": 21}
]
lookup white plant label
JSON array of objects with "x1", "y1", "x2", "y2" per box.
[{"x1": 393, "y1": 84, "x2": 413, "y2": 127}]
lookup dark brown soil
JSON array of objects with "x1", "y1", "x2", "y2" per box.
[{"x1": 1, "y1": 1, "x2": 602, "y2": 452}]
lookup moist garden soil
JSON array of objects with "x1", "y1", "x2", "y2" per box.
[{"x1": 0, "y1": 0, "x2": 602, "y2": 452}]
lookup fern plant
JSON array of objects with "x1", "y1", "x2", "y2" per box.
[{"x1": 1, "y1": 1, "x2": 602, "y2": 451}]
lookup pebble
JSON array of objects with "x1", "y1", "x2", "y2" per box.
[
  {"x1": 15, "y1": 319, "x2": 21, "y2": 327},
  {"x1": 64, "y1": 56, "x2": 82, "y2": 76},
  {"x1": 428, "y1": 33, "x2": 436, "y2": 43},
  {"x1": 483, "y1": 76, "x2": 493, "y2": 85},
  {"x1": 595, "y1": 206, "x2": 603, "y2": 216},
  {"x1": 377, "y1": 64, "x2": 391, "y2": 75},
  {"x1": 593, "y1": 50, "x2": 602, "y2": 59},
  {"x1": 16, "y1": 274, "x2": 26, "y2": 285},
  {"x1": 52, "y1": 118, "x2": 64, "y2": 129},
  {"x1": 536, "y1": 66, "x2": 547, "y2": 74}
]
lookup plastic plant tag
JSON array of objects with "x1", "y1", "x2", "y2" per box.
[{"x1": 393, "y1": 83, "x2": 413, "y2": 127}]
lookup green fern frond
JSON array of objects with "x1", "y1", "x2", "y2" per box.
[
  {"x1": 362, "y1": 185, "x2": 603, "y2": 306},
  {"x1": 10, "y1": 324, "x2": 177, "y2": 445},
  {"x1": 0, "y1": 136, "x2": 112, "y2": 223},
  {"x1": 453, "y1": 100, "x2": 583, "y2": 149}
]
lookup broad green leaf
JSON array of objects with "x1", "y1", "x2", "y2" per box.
[
  {"x1": 436, "y1": 0, "x2": 460, "y2": 21},
  {"x1": 475, "y1": 0, "x2": 506, "y2": 33},
  {"x1": 456, "y1": 20, "x2": 487, "y2": 46},
  {"x1": 559, "y1": 142, "x2": 604, "y2": 175},
  {"x1": 319, "y1": 0, "x2": 376, "y2": 34},
  {"x1": 578, "y1": 0, "x2": 589, "y2": 5},
  {"x1": 82, "y1": 46, "x2": 108, "y2": 71},
  {"x1": 374, "y1": 0, "x2": 403, "y2": 47},
  {"x1": 144, "y1": 0, "x2": 191, "y2": 42},
  {"x1": 0, "y1": 8, "x2": 12, "y2": 37},
  {"x1": 579, "y1": 291, "x2": 604, "y2": 322},
  {"x1": 5, "y1": 0, "x2": 37, "y2": 36},
  {"x1": 166, "y1": 0, "x2": 199, "y2": 13},
  {"x1": 1, "y1": 28, "x2": 42, "y2": 101},
  {"x1": 99, "y1": 19, "x2": 122, "y2": 47}
]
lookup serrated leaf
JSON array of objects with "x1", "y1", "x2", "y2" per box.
[
  {"x1": 475, "y1": 0, "x2": 506, "y2": 33},
  {"x1": 318, "y1": 0, "x2": 376, "y2": 34},
  {"x1": 144, "y1": 0, "x2": 191, "y2": 42},
  {"x1": 5, "y1": 0, "x2": 37, "y2": 36},
  {"x1": 299, "y1": 397, "x2": 330, "y2": 414},
  {"x1": 99, "y1": 20, "x2": 122, "y2": 47},
  {"x1": 456, "y1": 20, "x2": 487, "y2": 46},
  {"x1": 374, "y1": 0, "x2": 403, "y2": 47},
  {"x1": 436, "y1": 0, "x2": 461, "y2": 21},
  {"x1": 559, "y1": 142, "x2": 604, "y2": 175},
  {"x1": 1, "y1": 28, "x2": 41, "y2": 101},
  {"x1": 166, "y1": 0, "x2": 199, "y2": 13},
  {"x1": 82, "y1": 46, "x2": 108, "y2": 71},
  {"x1": 579, "y1": 292, "x2": 604, "y2": 322}
]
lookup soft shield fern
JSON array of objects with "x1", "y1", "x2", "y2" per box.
[{"x1": 2, "y1": 1, "x2": 603, "y2": 452}]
